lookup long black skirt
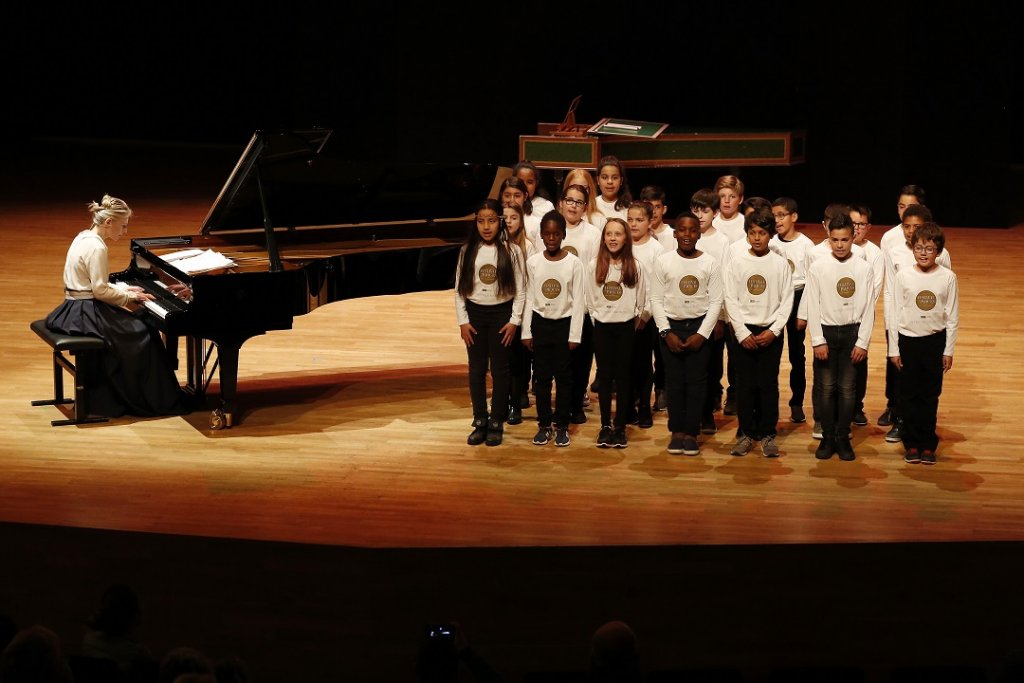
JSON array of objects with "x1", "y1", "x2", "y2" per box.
[{"x1": 45, "y1": 299, "x2": 190, "y2": 418}]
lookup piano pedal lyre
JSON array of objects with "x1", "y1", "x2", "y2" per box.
[{"x1": 209, "y1": 408, "x2": 233, "y2": 430}]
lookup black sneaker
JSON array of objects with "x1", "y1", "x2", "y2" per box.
[
  {"x1": 612, "y1": 428, "x2": 628, "y2": 448},
  {"x1": 532, "y1": 426, "x2": 552, "y2": 446},
  {"x1": 877, "y1": 408, "x2": 893, "y2": 427},
  {"x1": 597, "y1": 425, "x2": 614, "y2": 448},
  {"x1": 852, "y1": 410, "x2": 868, "y2": 426},
  {"x1": 570, "y1": 411, "x2": 588, "y2": 425},
  {"x1": 723, "y1": 396, "x2": 737, "y2": 416},
  {"x1": 921, "y1": 449, "x2": 936, "y2": 465},
  {"x1": 681, "y1": 436, "x2": 700, "y2": 456},
  {"x1": 815, "y1": 438, "x2": 835, "y2": 460},
  {"x1": 467, "y1": 417, "x2": 488, "y2": 446},
  {"x1": 485, "y1": 418, "x2": 503, "y2": 446},
  {"x1": 701, "y1": 415, "x2": 718, "y2": 435},
  {"x1": 637, "y1": 410, "x2": 654, "y2": 429},
  {"x1": 667, "y1": 435, "x2": 686, "y2": 455},
  {"x1": 885, "y1": 419, "x2": 903, "y2": 443},
  {"x1": 654, "y1": 389, "x2": 668, "y2": 412},
  {"x1": 791, "y1": 406, "x2": 806, "y2": 423},
  {"x1": 554, "y1": 427, "x2": 571, "y2": 447},
  {"x1": 507, "y1": 404, "x2": 523, "y2": 425},
  {"x1": 836, "y1": 437, "x2": 856, "y2": 461},
  {"x1": 904, "y1": 447, "x2": 921, "y2": 464}
]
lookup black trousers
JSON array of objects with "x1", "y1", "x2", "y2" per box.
[
  {"x1": 569, "y1": 314, "x2": 594, "y2": 416},
  {"x1": 897, "y1": 331, "x2": 945, "y2": 451},
  {"x1": 703, "y1": 331, "x2": 726, "y2": 416},
  {"x1": 734, "y1": 324, "x2": 784, "y2": 440},
  {"x1": 631, "y1": 322, "x2": 656, "y2": 417},
  {"x1": 532, "y1": 315, "x2": 573, "y2": 429},
  {"x1": 785, "y1": 288, "x2": 806, "y2": 409},
  {"x1": 465, "y1": 300, "x2": 513, "y2": 422},
  {"x1": 593, "y1": 320, "x2": 635, "y2": 428},
  {"x1": 661, "y1": 316, "x2": 710, "y2": 436},
  {"x1": 812, "y1": 323, "x2": 860, "y2": 440}
]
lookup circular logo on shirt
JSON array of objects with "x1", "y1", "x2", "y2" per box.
[
  {"x1": 787, "y1": 258, "x2": 796, "y2": 272},
  {"x1": 602, "y1": 281, "x2": 623, "y2": 301},
  {"x1": 836, "y1": 277, "x2": 856, "y2": 299},
  {"x1": 563, "y1": 245, "x2": 579, "y2": 257},
  {"x1": 746, "y1": 274, "x2": 767, "y2": 296},
  {"x1": 679, "y1": 275, "x2": 700, "y2": 296},
  {"x1": 916, "y1": 290, "x2": 937, "y2": 311},
  {"x1": 478, "y1": 263, "x2": 497, "y2": 285},
  {"x1": 541, "y1": 278, "x2": 562, "y2": 300}
]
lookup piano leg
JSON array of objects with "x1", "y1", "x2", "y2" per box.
[{"x1": 212, "y1": 342, "x2": 241, "y2": 429}]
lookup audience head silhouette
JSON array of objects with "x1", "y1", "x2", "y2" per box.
[
  {"x1": 589, "y1": 620, "x2": 640, "y2": 683},
  {"x1": 0, "y1": 624, "x2": 73, "y2": 683},
  {"x1": 158, "y1": 646, "x2": 213, "y2": 683}
]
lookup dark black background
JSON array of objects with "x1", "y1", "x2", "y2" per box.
[{"x1": 8, "y1": 3, "x2": 1018, "y2": 227}]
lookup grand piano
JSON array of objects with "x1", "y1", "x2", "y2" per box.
[{"x1": 115, "y1": 129, "x2": 510, "y2": 428}]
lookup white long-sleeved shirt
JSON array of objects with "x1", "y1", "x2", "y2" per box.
[
  {"x1": 887, "y1": 264, "x2": 959, "y2": 357},
  {"x1": 695, "y1": 230, "x2": 730, "y2": 266},
  {"x1": 586, "y1": 258, "x2": 648, "y2": 324},
  {"x1": 796, "y1": 240, "x2": 868, "y2": 320},
  {"x1": 879, "y1": 224, "x2": 904, "y2": 255},
  {"x1": 454, "y1": 242, "x2": 526, "y2": 326},
  {"x1": 650, "y1": 250, "x2": 722, "y2": 341},
  {"x1": 61, "y1": 230, "x2": 134, "y2": 307},
  {"x1": 723, "y1": 249, "x2": 794, "y2": 342},
  {"x1": 769, "y1": 231, "x2": 815, "y2": 291},
  {"x1": 712, "y1": 212, "x2": 746, "y2": 243},
  {"x1": 631, "y1": 238, "x2": 667, "y2": 319},
  {"x1": 805, "y1": 254, "x2": 876, "y2": 350},
  {"x1": 562, "y1": 220, "x2": 601, "y2": 267},
  {"x1": 524, "y1": 214, "x2": 542, "y2": 253},
  {"x1": 882, "y1": 242, "x2": 953, "y2": 342},
  {"x1": 858, "y1": 239, "x2": 885, "y2": 302},
  {"x1": 529, "y1": 195, "x2": 555, "y2": 218},
  {"x1": 522, "y1": 251, "x2": 587, "y2": 343},
  {"x1": 652, "y1": 225, "x2": 676, "y2": 252},
  {"x1": 596, "y1": 195, "x2": 628, "y2": 222}
]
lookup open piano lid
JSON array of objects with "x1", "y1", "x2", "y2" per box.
[{"x1": 200, "y1": 128, "x2": 504, "y2": 235}]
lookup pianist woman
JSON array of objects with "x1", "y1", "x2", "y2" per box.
[{"x1": 44, "y1": 194, "x2": 191, "y2": 418}]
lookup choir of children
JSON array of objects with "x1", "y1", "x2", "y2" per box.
[{"x1": 458, "y1": 167, "x2": 958, "y2": 463}]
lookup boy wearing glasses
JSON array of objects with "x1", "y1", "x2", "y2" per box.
[
  {"x1": 877, "y1": 184, "x2": 927, "y2": 428},
  {"x1": 881, "y1": 204, "x2": 952, "y2": 445},
  {"x1": 769, "y1": 197, "x2": 814, "y2": 424},
  {"x1": 848, "y1": 203, "x2": 884, "y2": 427},
  {"x1": 886, "y1": 222, "x2": 958, "y2": 464}
]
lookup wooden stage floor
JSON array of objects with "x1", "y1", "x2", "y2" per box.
[
  {"x1": 2, "y1": 196, "x2": 1022, "y2": 550},
  {"x1": 2, "y1": 153, "x2": 1024, "y2": 680}
]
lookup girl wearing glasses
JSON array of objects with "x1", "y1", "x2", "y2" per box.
[
  {"x1": 562, "y1": 168, "x2": 607, "y2": 231},
  {"x1": 559, "y1": 184, "x2": 602, "y2": 425}
]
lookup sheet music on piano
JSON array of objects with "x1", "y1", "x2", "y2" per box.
[{"x1": 161, "y1": 248, "x2": 236, "y2": 274}]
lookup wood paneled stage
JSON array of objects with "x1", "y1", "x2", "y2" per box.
[
  {"x1": 2, "y1": 149, "x2": 1023, "y2": 681},
  {"x1": 2, "y1": 204, "x2": 1020, "y2": 550}
]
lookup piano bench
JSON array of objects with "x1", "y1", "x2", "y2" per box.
[{"x1": 29, "y1": 319, "x2": 109, "y2": 427}]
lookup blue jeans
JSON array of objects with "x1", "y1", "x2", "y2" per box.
[{"x1": 812, "y1": 323, "x2": 860, "y2": 440}]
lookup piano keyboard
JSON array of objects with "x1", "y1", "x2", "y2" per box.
[{"x1": 134, "y1": 279, "x2": 190, "y2": 320}]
